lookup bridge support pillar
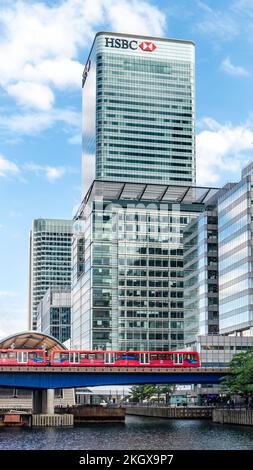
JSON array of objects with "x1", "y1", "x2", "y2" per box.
[
  {"x1": 42, "y1": 389, "x2": 54, "y2": 414},
  {"x1": 33, "y1": 389, "x2": 55, "y2": 414},
  {"x1": 32, "y1": 390, "x2": 43, "y2": 414}
]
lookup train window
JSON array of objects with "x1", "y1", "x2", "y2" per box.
[
  {"x1": 0, "y1": 352, "x2": 8, "y2": 358},
  {"x1": 60, "y1": 353, "x2": 69, "y2": 360},
  {"x1": 7, "y1": 352, "x2": 16, "y2": 359},
  {"x1": 54, "y1": 353, "x2": 60, "y2": 360},
  {"x1": 28, "y1": 352, "x2": 36, "y2": 359},
  {"x1": 88, "y1": 354, "x2": 95, "y2": 360},
  {"x1": 165, "y1": 354, "x2": 173, "y2": 361},
  {"x1": 80, "y1": 353, "x2": 89, "y2": 360},
  {"x1": 183, "y1": 354, "x2": 197, "y2": 361},
  {"x1": 122, "y1": 353, "x2": 139, "y2": 360},
  {"x1": 94, "y1": 353, "x2": 104, "y2": 360},
  {"x1": 157, "y1": 354, "x2": 173, "y2": 360},
  {"x1": 150, "y1": 354, "x2": 158, "y2": 360}
]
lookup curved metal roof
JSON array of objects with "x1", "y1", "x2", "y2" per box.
[{"x1": 0, "y1": 331, "x2": 67, "y2": 352}]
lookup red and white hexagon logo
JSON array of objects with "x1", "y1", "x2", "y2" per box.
[{"x1": 139, "y1": 41, "x2": 157, "y2": 52}]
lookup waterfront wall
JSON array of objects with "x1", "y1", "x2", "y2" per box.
[
  {"x1": 126, "y1": 406, "x2": 212, "y2": 419},
  {"x1": 213, "y1": 409, "x2": 253, "y2": 426},
  {"x1": 55, "y1": 405, "x2": 126, "y2": 423}
]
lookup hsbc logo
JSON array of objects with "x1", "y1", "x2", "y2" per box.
[
  {"x1": 139, "y1": 41, "x2": 156, "y2": 51},
  {"x1": 105, "y1": 37, "x2": 157, "y2": 52}
]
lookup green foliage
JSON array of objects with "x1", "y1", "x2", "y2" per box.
[
  {"x1": 129, "y1": 385, "x2": 157, "y2": 402},
  {"x1": 223, "y1": 350, "x2": 253, "y2": 394},
  {"x1": 129, "y1": 384, "x2": 174, "y2": 403}
]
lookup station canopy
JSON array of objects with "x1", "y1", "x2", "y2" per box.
[{"x1": 0, "y1": 331, "x2": 67, "y2": 352}]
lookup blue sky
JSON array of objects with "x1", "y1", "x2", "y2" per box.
[{"x1": 1, "y1": 0, "x2": 253, "y2": 337}]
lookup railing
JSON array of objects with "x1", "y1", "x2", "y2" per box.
[{"x1": 124, "y1": 403, "x2": 214, "y2": 408}]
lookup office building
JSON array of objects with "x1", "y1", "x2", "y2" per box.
[
  {"x1": 218, "y1": 163, "x2": 253, "y2": 336},
  {"x1": 37, "y1": 287, "x2": 71, "y2": 343},
  {"x1": 183, "y1": 205, "x2": 219, "y2": 343},
  {"x1": 28, "y1": 219, "x2": 73, "y2": 330},
  {"x1": 72, "y1": 180, "x2": 219, "y2": 351},
  {"x1": 82, "y1": 32, "x2": 195, "y2": 193}
]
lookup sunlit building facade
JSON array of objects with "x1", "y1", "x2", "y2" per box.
[
  {"x1": 219, "y1": 164, "x2": 253, "y2": 336},
  {"x1": 28, "y1": 219, "x2": 73, "y2": 330},
  {"x1": 82, "y1": 32, "x2": 195, "y2": 193}
]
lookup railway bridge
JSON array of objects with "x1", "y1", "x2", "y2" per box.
[{"x1": 0, "y1": 331, "x2": 229, "y2": 414}]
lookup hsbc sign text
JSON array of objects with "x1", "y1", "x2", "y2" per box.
[{"x1": 105, "y1": 37, "x2": 157, "y2": 52}]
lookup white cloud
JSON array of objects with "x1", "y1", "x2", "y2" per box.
[
  {"x1": 196, "y1": 118, "x2": 253, "y2": 186},
  {"x1": 45, "y1": 166, "x2": 66, "y2": 182},
  {"x1": 196, "y1": 1, "x2": 253, "y2": 44},
  {"x1": 221, "y1": 57, "x2": 250, "y2": 77},
  {"x1": 106, "y1": 0, "x2": 166, "y2": 36},
  {"x1": 7, "y1": 81, "x2": 55, "y2": 110},
  {"x1": 196, "y1": 4, "x2": 239, "y2": 41},
  {"x1": 0, "y1": 154, "x2": 20, "y2": 177},
  {"x1": 0, "y1": 154, "x2": 74, "y2": 183},
  {"x1": 0, "y1": 108, "x2": 81, "y2": 135},
  {"x1": 68, "y1": 133, "x2": 81, "y2": 145},
  {"x1": 0, "y1": 0, "x2": 166, "y2": 111},
  {"x1": 22, "y1": 59, "x2": 83, "y2": 90},
  {"x1": 24, "y1": 162, "x2": 66, "y2": 182}
]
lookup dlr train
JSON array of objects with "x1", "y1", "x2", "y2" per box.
[{"x1": 0, "y1": 349, "x2": 200, "y2": 367}]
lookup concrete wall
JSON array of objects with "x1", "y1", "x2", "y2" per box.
[
  {"x1": 126, "y1": 406, "x2": 212, "y2": 419},
  {"x1": 213, "y1": 409, "x2": 253, "y2": 426}
]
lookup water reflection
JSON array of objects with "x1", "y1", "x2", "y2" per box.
[{"x1": 0, "y1": 416, "x2": 253, "y2": 450}]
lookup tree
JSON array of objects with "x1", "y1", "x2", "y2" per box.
[
  {"x1": 223, "y1": 350, "x2": 253, "y2": 395},
  {"x1": 129, "y1": 385, "x2": 157, "y2": 402},
  {"x1": 129, "y1": 384, "x2": 174, "y2": 403},
  {"x1": 155, "y1": 384, "x2": 174, "y2": 404}
]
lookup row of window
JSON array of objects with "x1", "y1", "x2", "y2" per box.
[
  {"x1": 104, "y1": 112, "x2": 192, "y2": 120},
  {"x1": 100, "y1": 105, "x2": 193, "y2": 114}
]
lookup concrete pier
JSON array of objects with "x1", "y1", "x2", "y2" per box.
[
  {"x1": 32, "y1": 414, "x2": 73, "y2": 427},
  {"x1": 213, "y1": 408, "x2": 253, "y2": 426},
  {"x1": 32, "y1": 389, "x2": 55, "y2": 414}
]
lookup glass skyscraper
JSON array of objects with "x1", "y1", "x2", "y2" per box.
[
  {"x1": 28, "y1": 219, "x2": 73, "y2": 330},
  {"x1": 82, "y1": 32, "x2": 195, "y2": 193},
  {"x1": 72, "y1": 182, "x2": 218, "y2": 351}
]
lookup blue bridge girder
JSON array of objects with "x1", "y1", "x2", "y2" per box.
[{"x1": 0, "y1": 367, "x2": 229, "y2": 389}]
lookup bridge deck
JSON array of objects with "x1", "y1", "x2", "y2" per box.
[{"x1": 0, "y1": 366, "x2": 229, "y2": 374}]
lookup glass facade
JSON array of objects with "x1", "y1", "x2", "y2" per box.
[
  {"x1": 71, "y1": 181, "x2": 217, "y2": 351},
  {"x1": 37, "y1": 287, "x2": 71, "y2": 343},
  {"x1": 184, "y1": 208, "x2": 219, "y2": 343},
  {"x1": 29, "y1": 219, "x2": 73, "y2": 330},
  {"x1": 191, "y1": 335, "x2": 253, "y2": 367},
  {"x1": 218, "y1": 177, "x2": 253, "y2": 334},
  {"x1": 82, "y1": 32, "x2": 195, "y2": 194}
]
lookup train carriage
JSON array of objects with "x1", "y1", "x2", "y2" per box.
[
  {"x1": 0, "y1": 349, "x2": 47, "y2": 366},
  {"x1": 50, "y1": 350, "x2": 200, "y2": 367}
]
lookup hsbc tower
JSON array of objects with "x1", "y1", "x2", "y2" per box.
[
  {"x1": 82, "y1": 32, "x2": 195, "y2": 193},
  {"x1": 72, "y1": 32, "x2": 215, "y2": 352}
]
